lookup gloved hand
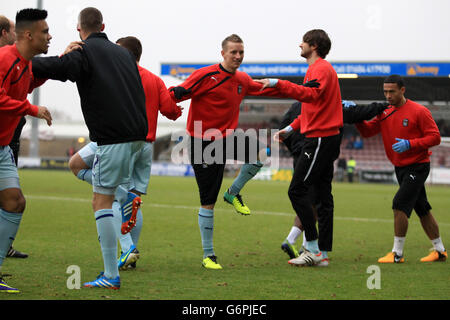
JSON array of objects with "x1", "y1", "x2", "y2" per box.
[
  {"x1": 342, "y1": 100, "x2": 356, "y2": 108},
  {"x1": 170, "y1": 86, "x2": 189, "y2": 99},
  {"x1": 302, "y1": 79, "x2": 320, "y2": 88},
  {"x1": 392, "y1": 138, "x2": 410, "y2": 153},
  {"x1": 369, "y1": 102, "x2": 389, "y2": 113}
]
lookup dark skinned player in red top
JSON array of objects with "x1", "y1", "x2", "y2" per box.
[
  {"x1": 355, "y1": 75, "x2": 446, "y2": 264},
  {"x1": 0, "y1": 8, "x2": 52, "y2": 294}
]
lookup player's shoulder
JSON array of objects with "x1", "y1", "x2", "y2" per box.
[
  {"x1": 196, "y1": 64, "x2": 220, "y2": 76},
  {"x1": 184, "y1": 64, "x2": 221, "y2": 83},
  {"x1": 309, "y1": 58, "x2": 335, "y2": 76},
  {"x1": 234, "y1": 68, "x2": 250, "y2": 78},
  {"x1": 0, "y1": 45, "x2": 17, "y2": 62},
  {"x1": 406, "y1": 99, "x2": 429, "y2": 112},
  {"x1": 138, "y1": 65, "x2": 156, "y2": 78},
  {"x1": 233, "y1": 69, "x2": 253, "y2": 84}
]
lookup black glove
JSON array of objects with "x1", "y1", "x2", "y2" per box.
[
  {"x1": 301, "y1": 79, "x2": 320, "y2": 88},
  {"x1": 343, "y1": 102, "x2": 390, "y2": 124},
  {"x1": 369, "y1": 102, "x2": 390, "y2": 114},
  {"x1": 170, "y1": 86, "x2": 190, "y2": 100}
]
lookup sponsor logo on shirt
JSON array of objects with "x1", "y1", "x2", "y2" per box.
[
  {"x1": 402, "y1": 119, "x2": 409, "y2": 127},
  {"x1": 237, "y1": 85, "x2": 242, "y2": 94}
]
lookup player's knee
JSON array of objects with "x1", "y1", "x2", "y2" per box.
[
  {"x1": 16, "y1": 195, "x2": 26, "y2": 213},
  {"x1": 3, "y1": 193, "x2": 26, "y2": 213},
  {"x1": 288, "y1": 184, "x2": 310, "y2": 205},
  {"x1": 68, "y1": 156, "x2": 81, "y2": 176}
]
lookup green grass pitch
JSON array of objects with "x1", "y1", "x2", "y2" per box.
[{"x1": 1, "y1": 169, "x2": 449, "y2": 300}]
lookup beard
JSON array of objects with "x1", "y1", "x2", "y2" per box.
[{"x1": 300, "y1": 49, "x2": 311, "y2": 59}]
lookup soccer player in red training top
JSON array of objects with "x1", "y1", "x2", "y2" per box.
[
  {"x1": 0, "y1": 15, "x2": 29, "y2": 259},
  {"x1": 355, "y1": 75, "x2": 446, "y2": 263},
  {"x1": 257, "y1": 29, "x2": 343, "y2": 267},
  {"x1": 168, "y1": 34, "x2": 316, "y2": 269},
  {"x1": 0, "y1": 8, "x2": 53, "y2": 294}
]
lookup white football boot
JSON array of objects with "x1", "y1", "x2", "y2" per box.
[{"x1": 288, "y1": 250, "x2": 323, "y2": 266}]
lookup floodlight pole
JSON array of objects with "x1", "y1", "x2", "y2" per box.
[{"x1": 29, "y1": 0, "x2": 44, "y2": 158}]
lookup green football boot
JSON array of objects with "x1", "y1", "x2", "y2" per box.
[
  {"x1": 281, "y1": 239, "x2": 300, "y2": 259},
  {"x1": 223, "y1": 191, "x2": 250, "y2": 215},
  {"x1": 202, "y1": 255, "x2": 223, "y2": 270}
]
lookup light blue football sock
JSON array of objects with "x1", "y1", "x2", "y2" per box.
[
  {"x1": 0, "y1": 209, "x2": 23, "y2": 267},
  {"x1": 115, "y1": 185, "x2": 129, "y2": 206},
  {"x1": 111, "y1": 201, "x2": 122, "y2": 237},
  {"x1": 305, "y1": 239, "x2": 320, "y2": 254},
  {"x1": 76, "y1": 169, "x2": 92, "y2": 185},
  {"x1": 321, "y1": 251, "x2": 328, "y2": 259},
  {"x1": 112, "y1": 201, "x2": 133, "y2": 253},
  {"x1": 119, "y1": 233, "x2": 134, "y2": 254},
  {"x1": 228, "y1": 162, "x2": 263, "y2": 196},
  {"x1": 119, "y1": 208, "x2": 143, "y2": 253},
  {"x1": 95, "y1": 209, "x2": 119, "y2": 279},
  {"x1": 130, "y1": 208, "x2": 143, "y2": 247},
  {"x1": 198, "y1": 208, "x2": 214, "y2": 258}
]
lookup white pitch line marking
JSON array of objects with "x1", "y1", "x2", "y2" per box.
[{"x1": 26, "y1": 194, "x2": 449, "y2": 227}]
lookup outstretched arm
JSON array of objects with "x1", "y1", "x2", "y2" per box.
[
  {"x1": 254, "y1": 75, "x2": 324, "y2": 103},
  {"x1": 342, "y1": 101, "x2": 389, "y2": 124},
  {"x1": 32, "y1": 48, "x2": 86, "y2": 83}
]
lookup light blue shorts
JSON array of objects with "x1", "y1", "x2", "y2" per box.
[
  {"x1": 0, "y1": 146, "x2": 20, "y2": 191},
  {"x1": 129, "y1": 142, "x2": 152, "y2": 194},
  {"x1": 92, "y1": 141, "x2": 151, "y2": 195}
]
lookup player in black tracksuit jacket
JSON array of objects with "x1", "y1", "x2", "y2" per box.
[
  {"x1": 280, "y1": 101, "x2": 388, "y2": 259},
  {"x1": 32, "y1": 32, "x2": 148, "y2": 145},
  {"x1": 31, "y1": 24, "x2": 148, "y2": 287}
]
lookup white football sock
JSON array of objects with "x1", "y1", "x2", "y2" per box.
[
  {"x1": 431, "y1": 237, "x2": 445, "y2": 252},
  {"x1": 286, "y1": 226, "x2": 302, "y2": 244},
  {"x1": 392, "y1": 236, "x2": 406, "y2": 256}
]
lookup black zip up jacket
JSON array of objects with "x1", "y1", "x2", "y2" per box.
[
  {"x1": 280, "y1": 101, "x2": 388, "y2": 155},
  {"x1": 32, "y1": 33, "x2": 148, "y2": 145}
]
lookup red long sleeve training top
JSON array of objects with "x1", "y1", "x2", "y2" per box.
[
  {"x1": 356, "y1": 99, "x2": 441, "y2": 167},
  {"x1": 139, "y1": 65, "x2": 182, "y2": 142},
  {"x1": 276, "y1": 58, "x2": 343, "y2": 138},
  {"x1": 169, "y1": 64, "x2": 278, "y2": 139},
  {"x1": 0, "y1": 44, "x2": 40, "y2": 146}
]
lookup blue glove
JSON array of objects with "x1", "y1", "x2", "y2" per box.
[
  {"x1": 342, "y1": 100, "x2": 356, "y2": 108},
  {"x1": 392, "y1": 138, "x2": 410, "y2": 153}
]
